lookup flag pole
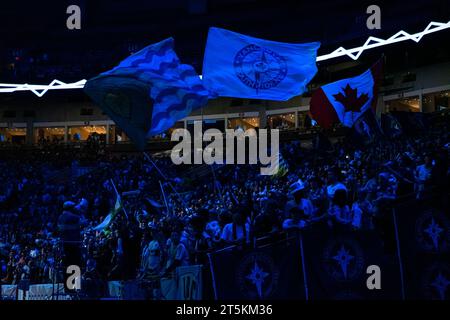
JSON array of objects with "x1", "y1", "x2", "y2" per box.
[
  {"x1": 211, "y1": 164, "x2": 225, "y2": 206},
  {"x1": 298, "y1": 232, "x2": 309, "y2": 300},
  {"x1": 392, "y1": 208, "x2": 406, "y2": 300},
  {"x1": 207, "y1": 253, "x2": 218, "y2": 300},
  {"x1": 159, "y1": 180, "x2": 171, "y2": 216},
  {"x1": 109, "y1": 178, "x2": 129, "y2": 220},
  {"x1": 143, "y1": 152, "x2": 190, "y2": 213}
]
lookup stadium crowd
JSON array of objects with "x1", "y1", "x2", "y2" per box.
[{"x1": 0, "y1": 115, "x2": 448, "y2": 299}]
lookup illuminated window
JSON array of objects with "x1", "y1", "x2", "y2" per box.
[
  {"x1": 34, "y1": 127, "x2": 65, "y2": 144},
  {"x1": 227, "y1": 117, "x2": 259, "y2": 130},
  {"x1": 0, "y1": 127, "x2": 26, "y2": 144},
  {"x1": 267, "y1": 113, "x2": 295, "y2": 129},
  {"x1": 387, "y1": 96, "x2": 420, "y2": 112},
  {"x1": 68, "y1": 125, "x2": 106, "y2": 141}
]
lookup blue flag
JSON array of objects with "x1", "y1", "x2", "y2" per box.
[
  {"x1": 352, "y1": 109, "x2": 383, "y2": 145},
  {"x1": 84, "y1": 38, "x2": 210, "y2": 150},
  {"x1": 202, "y1": 27, "x2": 320, "y2": 101},
  {"x1": 381, "y1": 113, "x2": 402, "y2": 138}
]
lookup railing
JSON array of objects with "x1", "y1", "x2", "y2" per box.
[{"x1": 1, "y1": 265, "x2": 204, "y2": 300}]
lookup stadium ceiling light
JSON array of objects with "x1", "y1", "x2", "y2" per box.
[{"x1": 0, "y1": 20, "x2": 449, "y2": 98}]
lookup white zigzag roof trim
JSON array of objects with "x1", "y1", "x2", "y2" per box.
[
  {"x1": 0, "y1": 20, "x2": 449, "y2": 97},
  {"x1": 316, "y1": 20, "x2": 450, "y2": 61},
  {"x1": 0, "y1": 79, "x2": 87, "y2": 97}
]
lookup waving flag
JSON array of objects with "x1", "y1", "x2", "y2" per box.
[
  {"x1": 310, "y1": 60, "x2": 382, "y2": 128},
  {"x1": 270, "y1": 151, "x2": 289, "y2": 178},
  {"x1": 84, "y1": 38, "x2": 210, "y2": 150},
  {"x1": 202, "y1": 27, "x2": 320, "y2": 101},
  {"x1": 381, "y1": 113, "x2": 403, "y2": 138},
  {"x1": 93, "y1": 195, "x2": 122, "y2": 232},
  {"x1": 351, "y1": 108, "x2": 383, "y2": 145}
]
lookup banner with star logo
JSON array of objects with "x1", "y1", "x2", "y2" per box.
[
  {"x1": 310, "y1": 60, "x2": 382, "y2": 129},
  {"x1": 207, "y1": 236, "x2": 305, "y2": 299},
  {"x1": 301, "y1": 223, "x2": 402, "y2": 299},
  {"x1": 394, "y1": 202, "x2": 450, "y2": 300}
]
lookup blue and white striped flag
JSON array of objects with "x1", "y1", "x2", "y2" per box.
[
  {"x1": 93, "y1": 195, "x2": 122, "y2": 232},
  {"x1": 84, "y1": 38, "x2": 210, "y2": 149}
]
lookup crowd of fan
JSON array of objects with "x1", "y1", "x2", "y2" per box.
[{"x1": 0, "y1": 119, "x2": 448, "y2": 298}]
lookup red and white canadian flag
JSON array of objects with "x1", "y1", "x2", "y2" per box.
[{"x1": 310, "y1": 60, "x2": 382, "y2": 128}]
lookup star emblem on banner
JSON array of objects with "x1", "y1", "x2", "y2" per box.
[
  {"x1": 333, "y1": 245, "x2": 354, "y2": 279},
  {"x1": 430, "y1": 273, "x2": 449, "y2": 300},
  {"x1": 424, "y1": 218, "x2": 443, "y2": 250},
  {"x1": 234, "y1": 44, "x2": 287, "y2": 94},
  {"x1": 246, "y1": 261, "x2": 269, "y2": 298}
]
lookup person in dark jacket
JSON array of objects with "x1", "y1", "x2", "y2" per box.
[{"x1": 57, "y1": 201, "x2": 83, "y2": 291}]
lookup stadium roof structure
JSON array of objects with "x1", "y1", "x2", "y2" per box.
[{"x1": 0, "y1": 0, "x2": 450, "y2": 97}]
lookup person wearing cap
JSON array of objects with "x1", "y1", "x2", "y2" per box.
[{"x1": 284, "y1": 179, "x2": 315, "y2": 220}]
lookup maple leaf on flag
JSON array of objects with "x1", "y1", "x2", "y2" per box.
[{"x1": 333, "y1": 84, "x2": 369, "y2": 113}]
